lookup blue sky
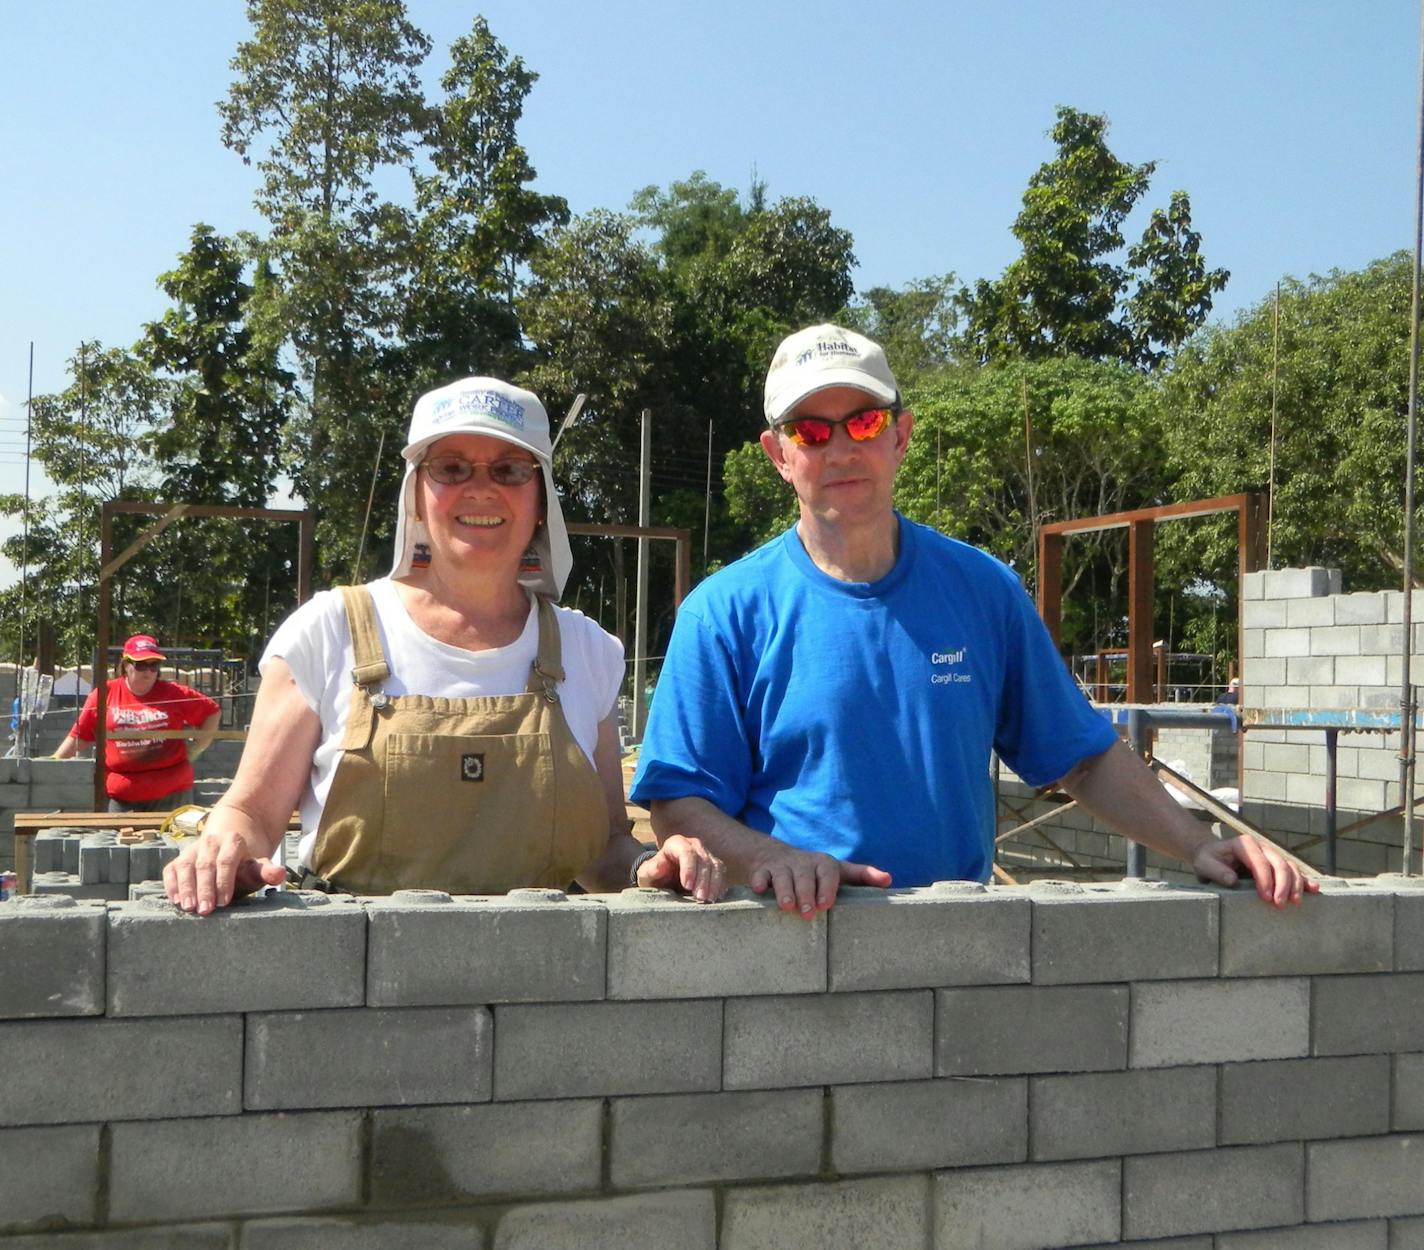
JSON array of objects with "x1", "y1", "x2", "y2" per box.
[{"x1": 2, "y1": 1, "x2": 1419, "y2": 571}]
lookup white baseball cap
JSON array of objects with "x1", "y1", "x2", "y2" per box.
[
  {"x1": 763, "y1": 323, "x2": 899, "y2": 425},
  {"x1": 390, "y1": 377, "x2": 572, "y2": 599}
]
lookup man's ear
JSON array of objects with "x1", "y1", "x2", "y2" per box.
[
  {"x1": 893, "y1": 408, "x2": 914, "y2": 461},
  {"x1": 760, "y1": 428, "x2": 794, "y2": 484}
]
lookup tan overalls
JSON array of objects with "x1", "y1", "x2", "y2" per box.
[{"x1": 306, "y1": 586, "x2": 610, "y2": 894}]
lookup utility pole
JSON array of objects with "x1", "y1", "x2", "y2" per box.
[{"x1": 632, "y1": 409, "x2": 652, "y2": 741}]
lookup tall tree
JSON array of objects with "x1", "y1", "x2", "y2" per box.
[
  {"x1": 1164, "y1": 252, "x2": 1417, "y2": 589},
  {"x1": 956, "y1": 106, "x2": 1228, "y2": 370},
  {"x1": 219, "y1": 0, "x2": 432, "y2": 577}
]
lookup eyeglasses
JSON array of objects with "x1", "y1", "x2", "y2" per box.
[
  {"x1": 420, "y1": 455, "x2": 539, "y2": 487},
  {"x1": 775, "y1": 406, "x2": 897, "y2": 448},
  {"x1": 129, "y1": 660, "x2": 162, "y2": 672}
]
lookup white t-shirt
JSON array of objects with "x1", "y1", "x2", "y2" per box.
[{"x1": 261, "y1": 578, "x2": 625, "y2": 864}]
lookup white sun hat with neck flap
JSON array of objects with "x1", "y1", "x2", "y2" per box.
[{"x1": 390, "y1": 376, "x2": 572, "y2": 600}]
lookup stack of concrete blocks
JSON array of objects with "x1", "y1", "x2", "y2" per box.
[
  {"x1": 0, "y1": 760, "x2": 95, "y2": 877},
  {"x1": 1242, "y1": 566, "x2": 1419, "y2": 875},
  {"x1": 2, "y1": 879, "x2": 1422, "y2": 1247},
  {"x1": 27, "y1": 829, "x2": 181, "y2": 901}
]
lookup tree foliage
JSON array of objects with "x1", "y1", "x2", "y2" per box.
[
  {"x1": 1163, "y1": 252, "x2": 1417, "y2": 588},
  {"x1": 956, "y1": 107, "x2": 1228, "y2": 370}
]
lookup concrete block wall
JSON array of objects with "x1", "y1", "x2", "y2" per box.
[
  {"x1": 2, "y1": 878, "x2": 1422, "y2": 1246},
  {"x1": 1241, "y1": 567, "x2": 1423, "y2": 875}
]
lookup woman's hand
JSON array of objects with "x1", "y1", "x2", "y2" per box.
[
  {"x1": 636, "y1": 833, "x2": 726, "y2": 903},
  {"x1": 164, "y1": 824, "x2": 287, "y2": 915}
]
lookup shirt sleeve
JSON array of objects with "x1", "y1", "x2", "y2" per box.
[
  {"x1": 71, "y1": 687, "x2": 100, "y2": 742},
  {"x1": 262, "y1": 590, "x2": 347, "y2": 717},
  {"x1": 630, "y1": 604, "x2": 754, "y2": 817},
  {"x1": 172, "y1": 684, "x2": 221, "y2": 725},
  {"x1": 993, "y1": 582, "x2": 1117, "y2": 787}
]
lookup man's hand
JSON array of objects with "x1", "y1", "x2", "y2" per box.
[
  {"x1": 744, "y1": 842, "x2": 892, "y2": 919},
  {"x1": 1192, "y1": 833, "x2": 1319, "y2": 907},
  {"x1": 163, "y1": 831, "x2": 287, "y2": 916},
  {"x1": 635, "y1": 833, "x2": 726, "y2": 902}
]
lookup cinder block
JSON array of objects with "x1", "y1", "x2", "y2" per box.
[
  {"x1": 1286, "y1": 772, "x2": 1328, "y2": 805},
  {"x1": 1031, "y1": 1065, "x2": 1214, "y2": 1160},
  {"x1": 1220, "y1": 1054, "x2": 1390, "y2": 1143},
  {"x1": 1394, "y1": 1215, "x2": 1424, "y2": 1247},
  {"x1": 29, "y1": 784, "x2": 99, "y2": 810},
  {"x1": 1260, "y1": 684, "x2": 1309, "y2": 707},
  {"x1": 610, "y1": 1088, "x2": 821, "y2": 1188},
  {"x1": 1287, "y1": 596, "x2": 1337, "y2": 627},
  {"x1": 1398, "y1": 1054, "x2": 1424, "y2": 1130},
  {"x1": 723, "y1": 1176, "x2": 928, "y2": 1250},
  {"x1": 1030, "y1": 882, "x2": 1218, "y2": 984},
  {"x1": 1263, "y1": 567, "x2": 1338, "y2": 599},
  {"x1": 109, "y1": 1112, "x2": 362, "y2": 1222},
  {"x1": 1338, "y1": 655, "x2": 1390, "y2": 685},
  {"x1": 107, "y1": 892, "x2": 366, "y2": 1016},
  {"x1": 1307, "y1": 1135, "x2": 1424, "y2": 1220},
  {"x1": 240, "y1": 1216, "x2": 482, "y2": 1249},
  {"x1": 1243, "y1": 571, "x2": 1267, "y2": 600},
  {"x1": 1249, "y1": 656, "x2": 1289, "y2": 684},
  {"x1": 1337, "y1": 593, "x2": 1390, "y2": 626},
  {"x1": 493, "y1": 999, "x2": 721, "y2": 1100},
  {"x1": 935, "y1": 984, "x2": 1127, "y2": 1075},
  {"x1": 366, "y1": 891, "x2": 606, "y2": 1007},
  {"x1": 0, "y1": 1124, "x2": 99, "y2": 1233},
  {"x1": 1264, "y1": 629, "x2": 1311, "y2": 658},
  {"x1": 370, "y1": 1100, "x2": 601, "y2": 1205},
  {"x1": 245, "y1": 1006, "x2": 490, "y2": 1110},
  {"x1": 1219, "y1": 882, "x2": 1393, "y2": 976},
  {"x1": 1340, "y1": 777, "x2": 1389, "y2": 811},
  {"x1": 1387, "y1": 879, "x2": 1424, "y2": 971},
  {"x1": 1123, "y1": 1142, "x2": 1304, "y2": 1239},
  {"x1": 1216, "y1": 1221, "x2": 1387, "y2": 1248},
  {"x1": 1314, "y1": 973, "x2": 1424, "y2": 1055},
  {"x1": 1312, "y1": 626, "x2": 1364, "y2": 657},
  {"x1": 827, "y1": 884, "x2": 1029, "y2": 991},
  {"x1": 1244, "y1": 629, "x2": 1265, "y2": 659},
  {"x1": 723, "y1": 991, "x2": 931, "y2": 1090},
  {"x1": 0, "y1": 1226, "x2": 235, "y2": 1248},
  {"x1": 0, "y1": 1014, "x2": 241, "y2": 1126},
  {"x1": 1244, "y1": 771, "x2": 1288, "y2": 801},
  {"x1": 1363, "y1": 625, "x2": 1407, "y2": 653},
  {"x1": 1261, "y1": 741, "x2": 1312, "y2": 772},
  {"x1": 832, "y1": 1076, "x2": 1025, "y2": 1172},
  {"x1": 0, "y1": 895, "x2": 106, "y2": 1018},
  {"x1": 605, "y1": 888, "x2": 823, "y2": 999},
  {"x1": 1244, "y1": 601, "x2": 1289, "y2": 629},
  {"x1": 1131, "y1": 978, "x2": 1309, "y2": 1067},
  {"x1": 1073, "y1": 1240, "x2": 1208, "y2": 1250},
  {"x1": 934, "y1": 1159, "x2": 1120, "y2": 1250},
  {"x1": 495, "y1": 1191, "x2": 715, "y2": 1250}
]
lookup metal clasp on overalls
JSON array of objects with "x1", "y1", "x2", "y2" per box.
[{"x1": 532, "y1": 661, "x2": 560, "y2": 704}]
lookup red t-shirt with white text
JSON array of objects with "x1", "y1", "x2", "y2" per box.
[{"x1": 71, "y1": 678, "x2": 220, "y2": 803}]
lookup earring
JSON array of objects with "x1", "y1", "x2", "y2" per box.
[{"x1": 412, "y1": 542, "x2": 431, "y2": 569}]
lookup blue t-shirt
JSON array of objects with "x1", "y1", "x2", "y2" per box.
[{"x1": 631, "y1": 515, "x2": 1117, "y2": 886}]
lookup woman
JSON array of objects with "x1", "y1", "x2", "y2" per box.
[
  {"x1": 165, "y1": 377, "x2": 722, "y2": 914},
  {"x1": 53, "y1": 634, "x2": 220, "y2": 812}
]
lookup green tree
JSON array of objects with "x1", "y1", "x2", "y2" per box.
[
  {"x1": 842, "y1": 275, "x2": 958, "y2": 386},
  {"x1": 894, "y1": 358, "x2": 1170, "y2": 648},
  {"x1": 220, "y1": 0, "x2": 432, "y2": 578},
  {"x1": 956, "y1": 106, "x2": 1228, "y2": 370},
  {"x1": 1164, "y1": 252, "x2": 1416, "y2": 589}
]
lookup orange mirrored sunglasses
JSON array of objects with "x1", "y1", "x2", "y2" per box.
[{"x1": 775, "y1": 406, "x2": 897, "y2": 448}]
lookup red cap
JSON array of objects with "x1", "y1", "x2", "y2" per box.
[{"x1": 121, "y1": 634, "x2": 166, "y2": 662}]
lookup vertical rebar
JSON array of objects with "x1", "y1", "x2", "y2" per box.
[{"x1": 1400, "y1": 0, "x2": 1424, "y2": 877}]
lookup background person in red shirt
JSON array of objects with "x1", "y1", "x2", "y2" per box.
[{"x1": 53, "y1": 634, "x2": 221, "y2": 812}]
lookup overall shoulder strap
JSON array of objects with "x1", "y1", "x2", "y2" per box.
[
  {"x1": 339, "y1": 585, "x2": 391, "y2": 689},
  {"x1": 527, "y1": 595, "x2": 565, "y2": 701}
]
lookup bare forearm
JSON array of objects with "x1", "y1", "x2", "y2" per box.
[
  {"x1": 649, "y1": 796, "x2": 780, "y2": 883},
  {"x1": 51, "y1": 735, "x2": 80, "y2": 760},
  {"x1": 1058, "y1": 739, "x2": 1218, "y2": 866},
  {"x1": 188, "y1": 712, "x2": 220, "y2": 761}
]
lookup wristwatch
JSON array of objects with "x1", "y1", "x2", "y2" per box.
[{"x1": 629, "y1": 847, "x2": 658, "y2": 886}]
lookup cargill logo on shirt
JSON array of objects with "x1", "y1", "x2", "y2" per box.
[{"x1": 930, "y1": 647, "x2": 971, "y2": 684}]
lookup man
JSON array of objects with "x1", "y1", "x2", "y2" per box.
[{"x1": 632, "y1": 324, "x2": 1315, "y2": 916}]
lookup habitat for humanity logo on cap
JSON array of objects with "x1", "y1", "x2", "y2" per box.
[{"x1": 763, "y1": 323, "x2": 899, "y2": 425}]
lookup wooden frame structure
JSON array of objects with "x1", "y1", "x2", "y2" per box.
[
  {"x1": 1036, "y1": 493, "x2": 1266, "y2": 704},
  {"x1": 94, "y1": 501, "x2": 315, "y2": 809}
]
